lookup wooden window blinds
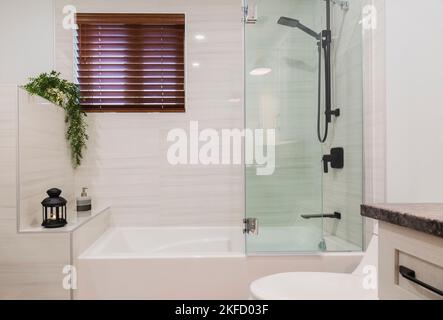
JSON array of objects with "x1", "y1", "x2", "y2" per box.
[{"x1": 75, "y1": 13, "x2": 185, "y2": 112}]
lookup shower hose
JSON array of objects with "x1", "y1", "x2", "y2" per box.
[{"x1": 317, "y1": 43, "x2": 328, "y2": 143}]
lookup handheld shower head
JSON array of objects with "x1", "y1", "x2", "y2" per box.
[
  {"x1": 277, "y1": 17, "x2": 301, "y2": 28},
  {"x1": 277, "y1": 16, "x2": 320, "y2": 40}
]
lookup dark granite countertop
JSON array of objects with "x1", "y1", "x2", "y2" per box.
[{"x1": 361, "y1": 204, "x2": 443, "y2": 239}]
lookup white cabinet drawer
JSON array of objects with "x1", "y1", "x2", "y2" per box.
[
  {"x1": 397, "y1": 251, "x2": 443, "y2": 299},
  {"x1": 379, "y1": 222, "x2": 443, "y2": 300}
]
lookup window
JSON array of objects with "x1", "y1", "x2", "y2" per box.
[{"x1": 75, "y1": 13, "x2": 185, "y2": 112}]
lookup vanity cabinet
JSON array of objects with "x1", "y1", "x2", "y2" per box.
[
  {"x1": 379, "y1": 222, "x2": 443, "y2": 300},
  {"x1": 362, "y1": 204, "x2": 443, "y2": 300}
]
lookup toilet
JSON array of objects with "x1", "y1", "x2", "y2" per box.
[{"x1": 249, "y1": 235, "x2": 378, "y2": 300}]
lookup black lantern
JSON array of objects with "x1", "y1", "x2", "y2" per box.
[{"x1": 41, "y1": 188, "x2": 67, "y2": 228}]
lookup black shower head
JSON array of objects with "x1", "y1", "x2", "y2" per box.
[
  {"x1": 277, "y1": 16, "x2": 320, "y2": 40},
  {"x1": 277, "y1": 17, "x2": 301, "y2": 28}
]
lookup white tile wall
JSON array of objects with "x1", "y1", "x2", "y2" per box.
[
  {"x1": 55, "y1": 0, "x2": 244, "y2": 227},
  {"x1": 0, "y1": 86, "x2": 71, "y2": 299},
  {"x1": 18, "y1": 88, "x2": 75, "y2": 228},
  {"x1": 322, "y1": 0, "x2": 387, "y2": 249},
  {"x1": 322, "y1": 0, "x2": 365, "y2": 248},
  {"x1": 0, "y1": 86, "x2": 111, "y2": 299},
  {"x1": 362, "y1": 0, "x2": 387, "y2": 205},
  {"x1": 0, "y1": 0, "x2": 55, "y2": 85},
  {"x1": 362, "y1": 0, "x2": 386, "y2": 247},
  {"x1": 0, "y1": 86, "x2": 17, "y2": 212}
]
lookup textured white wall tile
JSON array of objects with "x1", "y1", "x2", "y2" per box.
[
  {"x1": 0, "y1": 86, "x2": 18, "y2": 210},
  {"x1": 323, "y1": 0, "x2": 365, "y2": 248},
  {"x1": 0, "y1": 86, "x2": 71, "y2": 300},
  {"x1": 56, "y1": 0, "x2": 244, "y2": 227},
  {"x1": 18, "y1": 89, "x2": 75, "y2": 228},
  {"x1": 0, "y1": 0, "x2": 55, "y2": 85},
  {"x1": 361, "y1": 0, "x2": 387, "y2": 248}
]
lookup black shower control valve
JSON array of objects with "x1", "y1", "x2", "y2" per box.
[
  {"x1": 326, "y1": 108, "x2": 340, "y2": 120},
  {"x1": 322, "y1": 147, "x2": 344, "y2": 173}
]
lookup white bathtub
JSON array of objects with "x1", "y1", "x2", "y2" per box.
[
  {"x1": 76, "y1": 227, "x2": 363, "y2": 299},
  {"x1": 81, "y1": 227, "x2": 245, "y2": 258}
]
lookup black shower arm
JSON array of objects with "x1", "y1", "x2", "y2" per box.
[{"x1": 297, "y1": 23, "x2": 321, "y2": 40}]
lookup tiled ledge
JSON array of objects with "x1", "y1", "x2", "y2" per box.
[{"x1": 19, "y1": 205, "x2": 110, "y2": 234}]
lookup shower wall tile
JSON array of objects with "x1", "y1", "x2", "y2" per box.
[
  {"x1": 323, "y1": 0, "x2": 387, "y2": 249},
  {"x1": 0, "y1": 86, "x2": 71, "y2": 299},
  {"x1": 0, "y1": 230, "x2": 71, "y2": 300},
  {"x1": 0, "y1": 86, "x2": 17, "y2": 211},
  {"x1": 18, "y1": 89, "x2": 75, "y2": 229},
  {"x1": 361, "y1": 0, "x2": 386, "y2": 248},
  {"x1": 55, "y1": 0, "x2": 244, "y2": 227},
  {"x1": 322, "y1": 0, "x2": 365, "y2": 248},
  {"x1": 362, "y1": 0, "x2": 386, "y2": 204}
]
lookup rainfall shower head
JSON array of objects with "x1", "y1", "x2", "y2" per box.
[{"x1": 277, "y1": 16, "x2": 320, "y2": 40}]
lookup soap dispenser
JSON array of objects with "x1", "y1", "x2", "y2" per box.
[{"x1": 77, "y1": 187, "x2": 91, "y2": 212}]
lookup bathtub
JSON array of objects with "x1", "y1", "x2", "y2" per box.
[
  {"x1": 76, "y1": 227, "x2": 363, "y2": 299},
  {"x1": 82, "y1": 227, "x2": 245, "y2": 258}
]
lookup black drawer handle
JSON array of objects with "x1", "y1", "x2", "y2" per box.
[{"x1": 399, "y1": 265, "x2": 443, "y2": 296}]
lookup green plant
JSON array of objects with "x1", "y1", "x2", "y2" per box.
[{"x1": 24, "y1": 71, "x2": 88, "y2": 168}]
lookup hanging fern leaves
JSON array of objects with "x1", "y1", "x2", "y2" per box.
[{"x1": 24, "y1": 71, "x2": 88, "y2": 168}]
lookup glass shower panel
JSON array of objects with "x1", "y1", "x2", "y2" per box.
[
  {"x1": 244, "y1": 0, "x2": 364, "y2": 253},
  {"x1": 245, "y1": 0, "x2": 326, "y2": 253}
]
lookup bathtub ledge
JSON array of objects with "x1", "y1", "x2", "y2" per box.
[{"x1": 18, "y1": 205, "x2": 111, "y2": 234}]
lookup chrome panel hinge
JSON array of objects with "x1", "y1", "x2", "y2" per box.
[
  {"x1": 242, "y1": 5, "x2": 248, "y2": 23},
  {"x1": 242, "y1": 4, "x2": 258, "y2": 24},
  {"x1": 243, "y1": 218, "x2": 259, "y2": 235}
]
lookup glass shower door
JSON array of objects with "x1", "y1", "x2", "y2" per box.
[{"x1": 244, "y1": 0, "x2": 326, "y2": 253}]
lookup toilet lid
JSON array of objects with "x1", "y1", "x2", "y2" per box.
[{"x1": 250, "y1": 272, "x2": 378, "y2": 300}]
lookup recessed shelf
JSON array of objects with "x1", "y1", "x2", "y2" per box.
[{"x1": 19, "y1": 205, "x2": 110, "y2": 234}]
